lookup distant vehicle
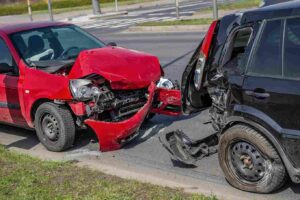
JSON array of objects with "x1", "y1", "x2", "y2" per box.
[
  {"x1": 0, "y1": 22, "x2": 181, "y2": 152},
  {"x1": 260, "y1": 0, "x2": 292, "y2": 7},
  {"x1": 162, "y1": 1, "x2": 300, "y2": 194}
]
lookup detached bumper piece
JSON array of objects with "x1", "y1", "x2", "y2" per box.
[
  {"x1": 85, "y1": 83, "x2": 156, "y2": 152},
  {"x1": 160, "y1": 130, "x2": 219, "y2": 166}
]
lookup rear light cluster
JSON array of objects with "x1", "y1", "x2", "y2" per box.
[{"x1": 194, "y1": 20, "x2": 218, "y2": 90}]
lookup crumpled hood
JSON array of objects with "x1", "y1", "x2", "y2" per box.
[{"x1": 68, "y1": 47, "x2": 161, "y2": 89}]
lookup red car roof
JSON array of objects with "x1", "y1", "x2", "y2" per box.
[{"x1": 0, "y1": 21, "x2": 71, "y2": 35}]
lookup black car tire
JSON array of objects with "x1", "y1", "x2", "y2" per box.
[
  {"x1": 34, "y1": 102, "x2": 75, "y2": 152},
  {"x1": 218, "y1": 124, "x2": 286, "y2": 193}
]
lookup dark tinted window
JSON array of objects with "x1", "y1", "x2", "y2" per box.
[
  {"x1": 284, "y1": 18, "x2": 300, "y2": 79},
  {"x1": 0, "y1": 38, "x2": 15, "y2": 73},
  {"x1": 248, "y1": 20, "x2": 283, "y2": 77}
]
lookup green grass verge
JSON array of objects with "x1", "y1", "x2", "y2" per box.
[
  {"x1": 218, "y1": 0, "x2": 260, "y2": 10},
  {"x1": 201, "y1": 0, "x2": 260, "y2": 12},
  {"x1": 138, "y1": 18, "x2": 213, "y2": 26},
  {"x1": 0, "y1": 0, "x2": 150, "y2": 16},
  {"x1": 0, "y1": 146, "x2": 217, "y2": 200}
]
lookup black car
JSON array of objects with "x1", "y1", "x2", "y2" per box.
[{"x1": 161, "y1": 1, "x2": 300, "y2": 194}]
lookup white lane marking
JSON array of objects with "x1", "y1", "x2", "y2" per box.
[
  {"x1": 83, "y1": 19, "x2": 134, "y2": 29},
  {"x1": 170, "y1": 11, "x2": 195, "y2": 15},
  {"x1": 82, "y1": 18, "x2": 128, "y2": 28},
  {"x1": 111, "y1": 16, "x2": 174, "y2": 28},
  {"x1": 79, "y1": 15, "x2": 175, "y2": 29},
  {"x1": 148, "y1": 13, "x2": 168, "y2": 16},
  {"x1": 110, "y1": 17, "x2": 160, "y2": 28},
  {"x1": 139, "y1": 125, "x2": 165, "y2": 140}
]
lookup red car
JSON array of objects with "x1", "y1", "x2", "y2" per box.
[{"x1": 0, "y1": 21, "x2": 181, "y2": 152}]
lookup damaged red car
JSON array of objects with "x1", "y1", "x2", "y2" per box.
[{"x1": 0, "y1": 22, "x2": 181, "y2": 152}]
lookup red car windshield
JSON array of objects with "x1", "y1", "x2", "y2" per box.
[{"x1": 10, "y1": 25, "x2": 105, "y2": 63}]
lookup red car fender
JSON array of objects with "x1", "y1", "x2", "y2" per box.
[
  {"x1": 85, "y1": 82, "x2": 156, "y2": 151},
  {"x1": 21, "y1": 61, "x2": 72, "y2": 127}
]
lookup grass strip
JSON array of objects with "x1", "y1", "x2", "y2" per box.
[{"x1": 0, "y1": 146, "x2": 217, "y2": 200}]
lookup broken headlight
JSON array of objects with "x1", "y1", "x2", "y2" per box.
[
  {"x1": 70, "y1": 79, "x2": 100, "y2": 101},
  {"x1": 157, "y1": 77, "x2": 174, "y2": 89}
]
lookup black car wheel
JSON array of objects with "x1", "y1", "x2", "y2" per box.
[
  {"x1": 34, "y1": 102, "x2": 75, "y2": 152},
  {"x1": 218, "y1": 125, "x2": 286, "y2": 193}
]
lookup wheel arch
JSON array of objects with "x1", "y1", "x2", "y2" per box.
[
  {"x1": 30, "y1": 99, "x2": 80, "y2": 123},
  {"x1": 30, "y1": 99, "x2": 52, "y2": 124}
]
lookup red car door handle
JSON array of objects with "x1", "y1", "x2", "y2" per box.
[{"x1": 245, "y1": 90, "x2": 270, "y2": 99}]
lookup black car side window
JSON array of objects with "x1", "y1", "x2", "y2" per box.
[
  {"x1": 283, "y1": 18, "x2": 300, "y2": 79},
  {"x1": 0, "y1": 38, "x2": 17, "y2": 75},
  {"x1": 248, "y1": 20, "x2": 283, "y2": 77},
  {"x1": 222, "y1": 27, "x2": 253, "y2": 74}
]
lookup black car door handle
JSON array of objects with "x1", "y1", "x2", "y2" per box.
[{"x1": 245, "y1": 91, "x2": 270, "y2": 99}]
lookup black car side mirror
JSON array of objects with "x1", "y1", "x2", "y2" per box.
[
  {"x1": 0, "y1": 63, "x2": 14, "y2": 74},
  {"x1": 107, "y1": 42, "x2": 117, "y2": 47}
]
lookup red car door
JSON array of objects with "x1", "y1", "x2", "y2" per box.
[{"x1": 0, "y1": 37, "x2": 24, "y2": 125}]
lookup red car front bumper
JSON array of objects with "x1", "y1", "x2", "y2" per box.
[
  {"x1": 85, "y1": 82, "x2": 156, "y2": 152},
  {"x1": 151, "y1": 88, "x2": 181, "y2": 116}
]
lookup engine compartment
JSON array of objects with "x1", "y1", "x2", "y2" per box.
[{"x1": 87, "y1": 86, "x2": 148, "y2": 122}]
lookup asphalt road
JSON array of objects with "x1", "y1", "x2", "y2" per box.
[
  {"x1": 1, "y1": 32, "x2": 300, "y2": 200},
  {"x1": 73, "y1": 0, "x2": 236, "y2": 33}
]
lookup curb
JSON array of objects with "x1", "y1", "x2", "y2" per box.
[
  {"x1": 77, "y1": 156, "x2": 271, "y2": 200},
  {"x1": 123, "y1": 25, "x2": 210, "y2": 33}
]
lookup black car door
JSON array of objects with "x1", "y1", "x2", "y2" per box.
[{"x1": 243, "y1": 18, "x2": 300, "y2": 167}]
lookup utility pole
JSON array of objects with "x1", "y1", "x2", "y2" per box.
[
  {"x1": 27, "y1": 0, "x2": 33, "y2": 21},
  {"x1": 212, "y1": 0, "x2": 218, "y2": 20},
  {"x1": 47, "y1": 0, "x2": 54, "y2": 21},
  {"x1": 175, "y1": 0, "x2": 179, "y2": 19},
  {"x1": 92, "y1": 0, "x2": 101, "y2": 15},
  {"x1": 115, "y1": 0, "x2": 118, "y2": 12}
]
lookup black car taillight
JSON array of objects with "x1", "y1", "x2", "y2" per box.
[{"x1": 194, "y1": 20, "x2": 218, "y2": 90}]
